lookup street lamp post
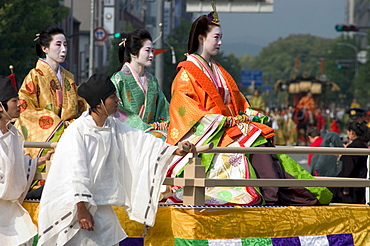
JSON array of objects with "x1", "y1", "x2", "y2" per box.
[
  {"x1": 337, "y1": 42, "x2": 358, "y2": 97},
  {"x1": 155, "y1": 0, "x2": 164, "y2": 88},
  {"x1": 89, "y1": 0, "x2": 95, "y2": 78}
]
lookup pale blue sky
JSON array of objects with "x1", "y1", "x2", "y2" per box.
[{"x1": 217, "y1": 0, "x2": 346, "y2": 56}]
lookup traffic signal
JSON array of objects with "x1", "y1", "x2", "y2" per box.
[
  {"x1": 335, "y1": 24, "x2": 359, "y2": 32},
  {"x1": 114, "y1": 32, "x2": 125, "y2": 39},
  {"x1": 335, "y1": 59, "x2": 355, "y2": 69}
]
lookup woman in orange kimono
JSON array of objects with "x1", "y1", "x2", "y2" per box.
[
  {"x1": 15, "y1": 24, "x2": 86, "y2": 161},
  {"x1": 166, "y1": 2, "x2": 332, "y2": 206}
]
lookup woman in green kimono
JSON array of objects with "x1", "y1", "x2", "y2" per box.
[{"x1": 111, "y1": 29, "x2": 169, "y2": 140}]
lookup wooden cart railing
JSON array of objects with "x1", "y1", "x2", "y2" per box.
[{"x1": 24, "y1": 142, "x2": 370, "y2": 205}]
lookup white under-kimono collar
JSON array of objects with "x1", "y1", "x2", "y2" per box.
[{"x1": 82, "y1": 110, "x2": 113, "y2": 130}]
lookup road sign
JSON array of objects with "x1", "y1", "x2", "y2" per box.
[
  {"x1": 94, "y1": 27, "x2": 108, "y2": 41},
  {"x1": 357, "y1": 50, "x2": 368, "y2": 64},
  {"x1": 241, "y1": 70, "x2": 263, "y2": 86}
]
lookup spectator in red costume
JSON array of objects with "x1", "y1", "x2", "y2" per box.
[{"x1": 306, "y1": 126, "x2": 323, "y2": 167}]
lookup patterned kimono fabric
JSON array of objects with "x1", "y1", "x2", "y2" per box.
[
  {"x1": 111, "y1": 63, "x2": 170, "y2": 140},
  {"x1": 167, "y1": 54, "x2": 273, "y2": 206},
  {"x1": 15, "y1": 59, "x2": 86, "y2": 161},
  {"x1": 167, "y1": 54, "x2": 332, "y2": 206}
]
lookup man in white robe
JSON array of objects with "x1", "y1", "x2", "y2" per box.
[
  {"x1": 37, "y1": 74, "x2": 194, "y2": 246},
  {"x1": 0, "y1": 76, "x2": 53, "y2": 246}
]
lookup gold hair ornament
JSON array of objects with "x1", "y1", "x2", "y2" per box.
[
  {"x1": 119, "y1": 38, "x2": 127, "y2": 47},
  {"x1": 210, "y1": 0, "x2": 220, "y2": 25},
  {"x1": 34, "y1": 33, "x2": 40, "y2": 42}
]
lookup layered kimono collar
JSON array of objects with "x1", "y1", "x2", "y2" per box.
[
  {"x1": 187, "y1": 53, "x2": 213, "y2": 70},
  {"x1": 39, "y1": 58, "x2": 63, "y2": 86},
  {"x1": 122, "y1": 62, "x2": 147, "y2": 94},
  {"x1": 186, "y1": 54, "x2": 231, "y2": 104}
]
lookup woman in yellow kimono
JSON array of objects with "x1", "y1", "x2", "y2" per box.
[
  {"x1": 166, "y1": 2, "x2": 332, "y2": 206},
  {"x1": 15, "y1": 24, "x2": 86, "y2": 159}
]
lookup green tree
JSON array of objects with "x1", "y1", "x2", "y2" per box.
[
  {"x1": 323, "y1": 36, "x2": 360, "y2": 107},
  {"x1": 162, "y1": 19, "x2": 192, "y2": 99},
  {"x1": 251, "y1": 34, "x2": 345, "y2": 107},
  {"x1": 357, "y1": 51, "x2": 370, "y2": 108},
  {"x1": 253, "y1": 34, "x2": 333, "y2": 81},
  {"x1": 0, "y1": 0, "x2": 69, "y2": 82},
  {"x1": 240, "y1": 54, "x2": 255, "y2": 70},
  {"x1": 333, "y1": 31, "x2": 370, "y2": 109},
  {"x1": 106, "y1": 24, "x2": 134, "y2": 77},
  {"x1": 215, "y1": 52, "x2": 241, "y2": 82}
]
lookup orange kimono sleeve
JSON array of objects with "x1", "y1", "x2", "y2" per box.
[
  {"x1": 167, "y1": 68, "x2": 213, "y2": 145},
  {"x1": 168, "y1": 62, "x2": 248, "y2": 146}
]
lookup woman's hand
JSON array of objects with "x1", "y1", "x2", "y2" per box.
[
  {"x1": 174, "y1": 141, "x2": 195, "y2": 156},
  {"x1": 157, "y1": 122, "x2": 169, "y2": 131},
  {"x1": 225, "y1": 115, "x2": 249, "y2": 128},
  {"x1": 77, "y1": 202, "x2": 95, "y2": 231},
  {"x1": 151, "y1": 121, "x2": 169, "y2": 131},
  {"x1": 64, "y1": 119, "x2": 75, "y2": 128},
  {"x1": 37, "y1": 149, "x2": 55, "y2": 167}
]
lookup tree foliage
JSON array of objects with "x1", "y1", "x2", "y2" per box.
[
  {"x1": 357, "y1": 51, "x2": 370, "y2": 108},
  {"x1": 162, "y1": 19, "x2": 192, "y2": 99},
  {"x1": 249, "y1": 34, "x2": 367, "y2": 108},
  {"x1": 0, "y1": 0, "x2": 69, "y2": 82},
  {"x1": 106, "y1": 24, "x2": 135, "y2": 77},
  {"x1": 321, "y1": 36, "x2": 359, "y2": 106},
  {"x1": 109, "y1": 26, "x2": 368, "y2": 108},
  {"x1": 240, "y1": 54, "x2": 255, "y2": 70},
  {"x1": 252, "y1": 34, "x2": 333, "y2": 81}
]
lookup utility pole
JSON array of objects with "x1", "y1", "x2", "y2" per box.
[
  {"x1": 89, "y1": 0, "x2": 95, "y2": 77},
  {"x1": 155, "y1": 0, "x2": 164, "y2": 88},
  {"x1": 69, "y1": 0, "x2": 74, "y2": 75}
]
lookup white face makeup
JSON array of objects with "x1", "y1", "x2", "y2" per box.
[
  {"x1": 132, "y1": 39, "x2": 154, "y2": 68},
  {"x1": 203, "y1": 26, "x2": 223, "y2": 57},
  {"x1": 43, "y1": 33, "x2": 67, "y2": 65}
]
